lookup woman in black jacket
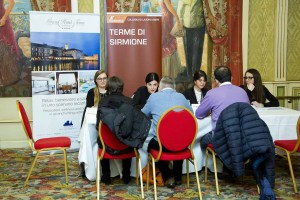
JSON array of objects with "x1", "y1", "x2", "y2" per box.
[
  {"x1": 182, "y1": 70, "x2": 208, "y2": 104},
  {"x1": 241, "y1": 68, "x2": 279, "y2": 107}
]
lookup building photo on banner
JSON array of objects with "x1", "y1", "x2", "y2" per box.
[{"x1": 30, "y1": 11, "x2": 100, "y2": 150}]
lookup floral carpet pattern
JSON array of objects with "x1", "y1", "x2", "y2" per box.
[{"x1": 0, "y1": 148, "x2": 300, "y2": 199}]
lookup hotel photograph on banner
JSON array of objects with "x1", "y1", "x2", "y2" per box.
[{"x1": 29, "y1": 12, "x2": 100, "y2": 150}]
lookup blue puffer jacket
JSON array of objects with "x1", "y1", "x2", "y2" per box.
[{"x1": 213, "y1": 102, "x2": 275, "y2": 188}]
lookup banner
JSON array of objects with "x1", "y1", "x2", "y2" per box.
[
  {"x1": 106, "y1": 13, "x2": 162, "y2": 96},
  {"x1": 30, "y1": 12, "x2": 100, "y2": 150}
]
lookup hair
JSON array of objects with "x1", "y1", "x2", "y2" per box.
[
  {"x1": 193, "y1": 70, "x2": 207, "y2": 82},
  {"x1": 159, "y1": 76, "x2": 175, "y2": 90},
  {"x1": 145, "y1": 72, "x2": 159, "y2": 84},
  {"x1": 214, "y1": 66, "x2": 231, "y2": 83},
  {"x1": 107, "y1": 76, "x2": 124, "y2": 94},
  {"x1": 93, "y1": 70, "x2": 107, "y2": 106},
  {"x1": 243, "y1": 68, "x2": 265, "y2": 103}
]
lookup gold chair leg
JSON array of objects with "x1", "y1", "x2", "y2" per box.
[
  {"x1": 146, "y1": 158, "x2": 150, "y2": 190},
  {"x1": 205, "y1": 149, "x2": 208, "y2": 182},
  {"x1": 24, "y1": 151, "x2": 40, "y2": 187},
  {"x1": 152, "y1": 157, "x2": 157, "y2": 200},
  {"x1": 137, "y1": 158, "x2": 144, "y2": 199},
  {"x1": 186, "y1": 159, "x2": 189, "y2": 188},
  {"x1": 97, "y1": 158, "x2": 100, "y2": 200},
  {"x1": 136, "y1": 157, "x2": 139, "y2": 185},
  {"x1": 63, "y1": 149, "x2": 69, "y2": 184},
  {"x1": 212, "y1": 152, "x2": 220, "y2": 195},
  {"x1": 286, "y1": 152, "x2": 298, "y2": 193},
  {"x1": 193, "y1": 159, "x2": 202, "y2": 200}
]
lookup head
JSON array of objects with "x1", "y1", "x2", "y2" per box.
[
  {"x1": 94, "y1": 70, "x2": 108, "y2": 89},
  {"x1": 193, "y1": 70, "x2": 207, "y2": 91},
  {"x1": 244, "y1": 68, "x2": 262, "y2": 87},
  {"x1": 158, "y1": 76, "x2": 175, "y2": 91},
  {"x1": 145, "y1": 72, "x2": 159, "y2": 94},
  {"x1": 214, "y1": 66, "x2": 232, "y2": 84},
  {"x1": 107, "y1": 76, "x2": 124, "y2": 94}
]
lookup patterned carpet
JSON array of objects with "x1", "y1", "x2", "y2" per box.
[{"x1": 0, "y1": 148, "x2": 299, "y2": 200}]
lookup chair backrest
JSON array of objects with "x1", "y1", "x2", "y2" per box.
[
  {"x1": 156, "y1": 106, "x2": 198, "y2": 152},
  {"x1": 98, "y1": 121, "x2": 129, "y2": 151},
  {"x1": 16, "y1": 100, "x2": 34, "y2": 149},
  {"x1": 292, "y1": 116, "x2": 300, "y2": 152}
]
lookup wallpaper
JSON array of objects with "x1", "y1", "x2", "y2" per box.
[{"x1": 248, "y1": 0, "x2": 276, "y2": 82}]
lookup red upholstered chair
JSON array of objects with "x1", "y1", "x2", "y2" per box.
[
  {"x1": 96, "y1": 121, "x2": 144, "y2": 200},
  {"x1": 204, "y1": 144, "x2": 220, "y2": 195},
  {"x1": 146, "y1": 106, "x2": 202, "y2": 200},
  {"x1": 16, "y1": 100, "x2": 71, "y2": 187},
  {"x1": 274, "y1": 116, "x2": 300, "y2": 193}
]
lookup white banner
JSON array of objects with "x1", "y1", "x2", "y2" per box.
[{"x1": 30, "y1": 12, "x2": 100, "y2": 150}]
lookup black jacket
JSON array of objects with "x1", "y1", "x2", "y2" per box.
[
  {"x1": 182, "y1": 87, "x2": 208, "y2": 104},
  {"x1": 96, "y1": 93, "x2": 150, "y2": 149},
  {"x1": 213, "y1": 102, "x2": 275, "y2": 188}
]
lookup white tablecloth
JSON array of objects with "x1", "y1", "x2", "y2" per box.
[{"x1": 78, "y1": 106, "x2": 300, "y2": 181}]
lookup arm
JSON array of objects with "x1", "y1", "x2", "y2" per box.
[
  {"x1": 0, "y1": 0, "x2": 14, "y2": 27},
  {"x1": 263, "y1": 86, "x2": 279, "y2": 107},
  {"x1": 163, "y1": 0, "x2": 181, "y2": 27},
  {"x1": 195, "y1": 94, "x2": 211, "y2": 119},
  {"x1": 86, "y1": 89, "x2": 95, "y2": 107}
]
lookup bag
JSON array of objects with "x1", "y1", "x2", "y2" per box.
[
  {"x1": 142, "y1": 165, "x2": 164, "y2": 186},
  {"x1": 170, "y1": 24, "x2": 184, "y2": 38}
]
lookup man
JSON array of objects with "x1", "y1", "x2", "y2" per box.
[
  {"x1": 195, "y1": 66, "x2": 250, "y2": 150},
  {"x1": 142, "y1": 76, "x2": 192, "y2": 188}
]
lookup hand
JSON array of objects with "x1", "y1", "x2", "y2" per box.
[
  {"x1": 0, "y1": 17, "x2": 7, "y2": 26},
  {"x1": 251, "y1": 101, "x2": 264, "y2": 108},
  {"x1": 247, "y1": 83, "x2": 255, "y2": 91}
]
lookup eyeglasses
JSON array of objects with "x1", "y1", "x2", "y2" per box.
[
  {"x1": 243, "y1": 76, "x2": 254, "y2": 80},
  {"x1": 96, "y1": 77, "x2": 107, "y2": 82}
]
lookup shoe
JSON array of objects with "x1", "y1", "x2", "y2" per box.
[
  {"x1": 101, "y1": 176, "x2": 111, "y2": 185},
  {"x1": 79, "y1": 163, "x2": 86, "y2": 178},
  {"x1": 166, "y1": 178, "x2": 182, "y2": 188},
  {"x1": 122, "y1": 175, "x2": 131, "y2": 184}
]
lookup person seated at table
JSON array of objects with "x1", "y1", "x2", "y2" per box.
[
  {"x1": 195, "y1": 66, "x2": 249, "y2": 150},
  {"x1": 132, "y1": 72, "x2": 159, "y2": 109},
  {"x1": 182, "y1": 70, "x2": 208, "y2": 104},
  {"x1": 95, "y1": 76, "x2": 133, "y2": 185},
  {"x1": 241, "y1": 68, "x2": 279, "y2": 108},
  {"x1": 79, "y1": 70, "x2": 108, "y2": 177},
  {"x1": 142, "y1": 76, "x2": 192, "y2": 188}
]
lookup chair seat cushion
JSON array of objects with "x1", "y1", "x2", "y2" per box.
[
  {"x1": 149, "y1": 148, "x2": 192, "y2": 160},
  {"x1": 34, "y1": 137, "x2": 71, "y2": 150},
  {"x1": 274, "y1": 140, "x2": 300, "y2": 152},
  {"x1": 207, "y1": 143, "x2": 215, "y2": 152},
  {"x1": 98, "y1": 148, "x2": 136, "y2": 159}
]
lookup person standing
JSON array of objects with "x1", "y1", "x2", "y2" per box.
[
  {"x1": 195, "y1": 66, "x2": 250, "y2": 150},
  {"x1": 142, "y1": 76, "x2": 192, "y2": 188},
  {"x1": 241, "y1": 68, "x2": 279, "y2": 108}
]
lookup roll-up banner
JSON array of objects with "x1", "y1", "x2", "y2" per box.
[
  {"x1": 30, "y1": 12, "x2": 100, "y2": 150},
  {"x1": 106, "y1": 13, "x2": 162, "y2": 97}
]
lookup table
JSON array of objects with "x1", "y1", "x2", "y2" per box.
[{"x1": 78, "y1": 106, "x2": 300, "y2": 181}]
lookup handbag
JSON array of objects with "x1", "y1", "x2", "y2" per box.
[{"x1": 142, "y1": 165, "x2": 164, "y2": 186}]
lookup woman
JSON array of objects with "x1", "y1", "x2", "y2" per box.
[
  {"x1": 0, "y1": 0, "x2": 21, "y2": 87},
  {"x1": 241, "y1": 68, "x2": 279, "y2": 107},
  {"x1": 132, "y1": 72, "x2": 159, "y2": 109},
  {"x1": 182, "y1": 70, "x2": 208, "y2": 104},
  {"x1": 79, "y1": 70, "x2": 108, "y2": 178},
  {"x1": 85, "y1": 70, "x2": 108, "y2": 108}
]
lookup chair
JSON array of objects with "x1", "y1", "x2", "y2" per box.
[
  {"x1": 274, "y1": 116, "x2": 300, "y2": 193},
  {"x1": 204, "y1": 144, "x2": 220, "y2": 195},
  {"x1": 146, "y1": 106, "x2": 202, "y2": 200},
  {"x1": 16, "y1": 100, "x2": 71, "y2": 187},
  {"x1": 96, "y1": 121, "x2": 144, "y2": 200}
]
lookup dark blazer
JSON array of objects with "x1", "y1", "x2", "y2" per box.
[
  {"x1": 240, "y1": 85, "x2": 279, "y2": 107},
  {"x1": 213, "y1": 102, "x2": 275, "y2": 188},
  {"x1": 132, "y1": 86, "x2": 151, "y2": 109},
  {"x1": 182, "y1": 87, "x2": 208, "y2": 104}
]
